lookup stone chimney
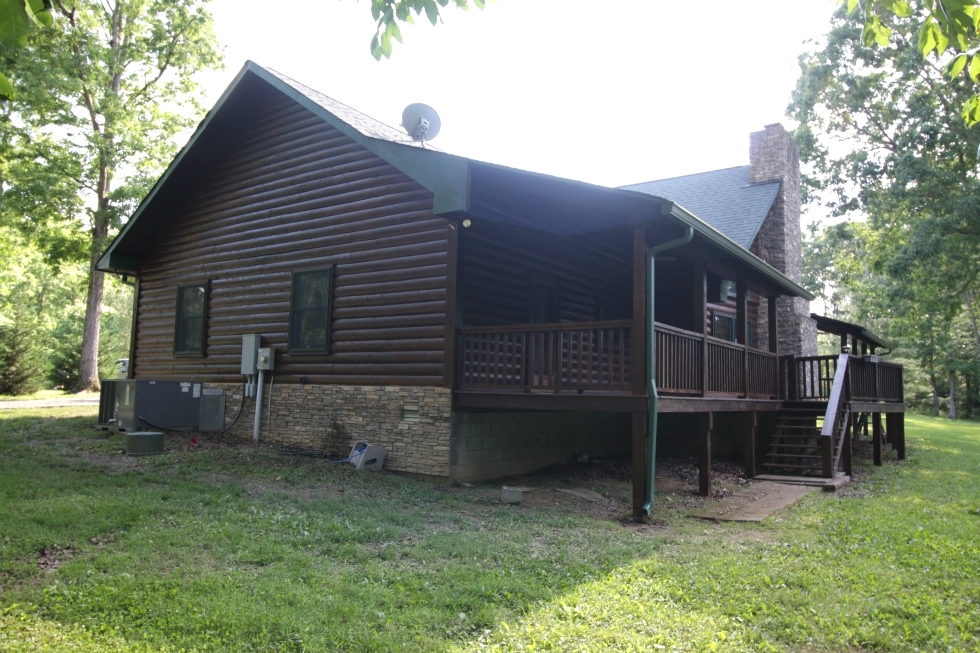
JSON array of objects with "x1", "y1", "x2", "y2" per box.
[{"x1": 749, "y1": 124, "x2": 817, "y2": 357}]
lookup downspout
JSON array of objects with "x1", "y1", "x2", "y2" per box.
[{"x1": 642, "y1": 223, "x2": 695, "y2": 516}]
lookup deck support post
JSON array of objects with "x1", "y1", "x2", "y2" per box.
[
  {"x1": 872, "y1": 412, "x2": 883, "y2": 466},
  {"x1": 698, "y1": 411, "x2": 713, "y2": 496},
  {"x1": 631, "y1": 411, "x2": 647, "y2": 521},
  {"x1": 887, "y1": 412, "x2": 905, "y2": 460},
  {"x1": 842, "y1": 412, "x2": 853, "y2": 476},
  {"x1": 743, "y1": 410, "x2": 757, "y2": 479}
]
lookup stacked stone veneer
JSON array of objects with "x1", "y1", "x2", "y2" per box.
[
  {"x1": 208, "y1": 383, "x2": 452, "y2": 476},
  {"x1": 451, "y1": 411, "x2": 630, "y2": 482},
  {"x1": 748, "y1": 124, "x2": 818, "y2": 357}
]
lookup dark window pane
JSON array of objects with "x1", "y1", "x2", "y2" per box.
[
  {"x1": 175, "y1": 285, "x2": 207, "y2": 355},
  {"x1": 290, "y1": 269, "x2": 332, "y2": 351},
  {"x1": 713, "y1": 314, "x2": 735, "y2": 342}
]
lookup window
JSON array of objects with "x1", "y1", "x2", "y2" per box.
[
  {"x1": 174, "y1": 283, "x2": 208, "y2": 356},
  {"x1": 712, "y1": 312, "x2": 736, "y2": 342},
  {"x1": 747, "y1": 320, "x2": 754, "y2": 348},
  {"x1": 290, "y1": 268, "x2": 334, "y2": 352}
]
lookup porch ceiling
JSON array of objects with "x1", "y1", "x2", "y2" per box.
[{"x1": 467, "y1": 163, "x2": 814, "y2": 301}]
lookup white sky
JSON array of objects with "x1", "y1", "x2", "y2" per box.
[{"x1": 199, "y1": 0, "x2": 839, "y2": 188}]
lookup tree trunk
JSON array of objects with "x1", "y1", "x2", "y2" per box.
[
  {"x1": 72, "y1": 204, "x2": 110, "y2": 394},
  {"x1": 949, "y1": 370, "x2": 958, "y2": 420},
  {"x1": 929, "y1": 372, "x2": 940, "y2": 414},
  {"x1": 966, "y1": 374, "x2": 973, "y2": 419},
  {"x1": 72, "y1": 252, "x2": 105, "y2": 393}
]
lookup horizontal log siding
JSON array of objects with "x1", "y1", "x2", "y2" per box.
[
  {"x1": 133, "y1": 95, "x2": 449, "y2": 385},
  {"x1": 458, "y1": 224, "x2": 632, "y2": 327}
]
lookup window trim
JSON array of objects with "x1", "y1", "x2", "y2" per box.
[
  {"x1": 173, "y1": 282, "x2": 209, "y2": 357},
  {"x1": 288, "y1": 266, "x2": 335, "y2": 354}
]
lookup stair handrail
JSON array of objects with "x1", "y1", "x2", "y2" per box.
[{"x1": 820, "y1": 353, "x2": 851, "y2": 476}]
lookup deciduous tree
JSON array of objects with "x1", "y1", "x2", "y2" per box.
[
  {"x1": 2, "y1": 0, "x2": 221, "y2": 392},
  {"x1": 794, "y1": 6, "x2": 980, "y2": 415}
]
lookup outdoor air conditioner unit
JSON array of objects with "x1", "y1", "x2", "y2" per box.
[{"x1": 97, "y1": 379, "x2": 225, "y2": 432}]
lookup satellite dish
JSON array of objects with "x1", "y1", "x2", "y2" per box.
[{"x1": 401, "y1": 103, "x2": 441, "y2": 144}]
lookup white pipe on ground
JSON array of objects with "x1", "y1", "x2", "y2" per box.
[{"x1": 252, "y1": 368, "x2": 265, "y2": 443}]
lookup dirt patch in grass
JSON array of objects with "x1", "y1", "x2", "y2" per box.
[{"x1": 36, "y1": 544, "x2": 79, "y2": 572}]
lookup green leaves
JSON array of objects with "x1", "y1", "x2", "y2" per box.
[
  {"x1": 0, "y1": 0, "x2": 32, "y2": 49},
  {"x1": 369, "y1": 0, "x2": 488, "y2": 60},
  {"x1": 840, "y1": 1, "x2": 980, "y2": 126}
]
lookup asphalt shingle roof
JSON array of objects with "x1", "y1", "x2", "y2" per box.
[
  {"x1": 620, "y1": 166, "x2": 780, "y2": 249},
  {"x1": 265, "y1": 67, "x2": 432, "y2": 149}
]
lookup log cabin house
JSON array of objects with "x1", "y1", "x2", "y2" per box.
[{"x1": 96, "y1": 62, "x2": 905, "y2": 518}]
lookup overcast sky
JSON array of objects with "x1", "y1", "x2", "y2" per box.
[{"x1": 198, "y1": 0, "x2": 838, "y2": 189}]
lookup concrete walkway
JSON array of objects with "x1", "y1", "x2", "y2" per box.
[{"x1": 691, "y1": 481, "x2": 817, "y2": 522}]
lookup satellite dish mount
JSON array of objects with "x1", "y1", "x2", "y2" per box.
[{"x1": 401, "y1": 103, "x2": 441, "y2": 146}]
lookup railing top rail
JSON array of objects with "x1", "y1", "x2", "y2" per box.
[
  {"x1": 820, "y1": 353, "x2": 851, "y2": 438},
  {"x1": 653, "y1": 322, "x2": 702, "y2": 337},
  {"x1": 792, "y1": 354, "x2": 841, "y2": 363},
  {"x1": 459, "y1": 320, "x2": 633, "y2": 335},
  {"x1": 657, "y1": 322, "x2": 776, "y2": 356}
]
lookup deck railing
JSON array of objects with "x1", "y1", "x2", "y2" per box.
[
  {"x1": 458, "y1": 321, "x2": 778, "y2": 397},
  {"x1": 457, "y1": 321, "x2": 632, "y2": 392},
  {"x1": 656, "y1": 323, "x2": 778, "y2": 398},
  {"x1": 785, "y1": 354, "x2": 904, "y2": 404}
]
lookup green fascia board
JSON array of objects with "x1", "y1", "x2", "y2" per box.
[
  {"x1": 101, "y1": 252, "x2": 138, "y2": 275},
  {"x1": 649, "y1": 197, "x2": 815, "y2": 301},
  {"x1": 95, "y1": 62, "x2": 469, "y2": 274}
]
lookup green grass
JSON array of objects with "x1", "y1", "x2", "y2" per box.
[
  {"x1": 1, "y1": 410, "x2": 978, "y2": 652},
  {"x1": 0, "y1": 389, "x2": 100, "y2": 401}
]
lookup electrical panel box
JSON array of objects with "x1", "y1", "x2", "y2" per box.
[
  {"x1": 199, "y1": 388, "x2": 226, "y2": 432},
  {"x1": 241, "y1": 334, "x2": 261, "y2": 375},
  {"x1": 257, "y1": 347, "x2": 275, "y2": 371}
]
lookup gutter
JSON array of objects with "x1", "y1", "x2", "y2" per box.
[{"x1": 642, "y1": 221, "x2": 694, "y2": 517}]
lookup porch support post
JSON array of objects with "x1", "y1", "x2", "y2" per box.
[
  {"x1": 743, "y1": 410, "x2": 757, "y2": 479},
  {"x1": 698, "y1": 412, "x2": 714, "y2": 496},
  {"x1": 888, "y1": 412, "x2": 906, "y2": 460},
  {"x1": 737, "y1": 278, "x2": 747, "y2": 396},
  {"x1": 873, "y1": 411, "x2": 883, "y2": 466},
  {"x1": 631, "y1": 226, "x2": 647, "y2": 520},
  {"x1": 443, "y1": 219, "x2": 460, "y2": 389},
  {"x1": 694, "y1": 263, "x2": 707, "y2": 396},
  {"x1": 767, "y1": 294, "x2": 778, "y2": 354},
  {"x1": 631, "y1": 226, "x2": 647, "y2": 397}
]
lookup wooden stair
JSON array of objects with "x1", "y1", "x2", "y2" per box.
[{"x1": 761, "y1": 402, "x2": 828, "y2": 477}]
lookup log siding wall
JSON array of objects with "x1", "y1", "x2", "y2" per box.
[
  {"x1": 132, "y1": 93, "x2": 450, "y2": 386},
  {"x1": 458, "y1": 224, "x2": 633, "y2": 327}
]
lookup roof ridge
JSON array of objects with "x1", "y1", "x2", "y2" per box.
[{"x1": 619, "y1": 164, "x2": 749, "y2": 188}]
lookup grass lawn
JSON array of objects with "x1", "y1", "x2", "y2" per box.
[{"x1": 0, "y1": 409, "x2": 978, "y2": 652}]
